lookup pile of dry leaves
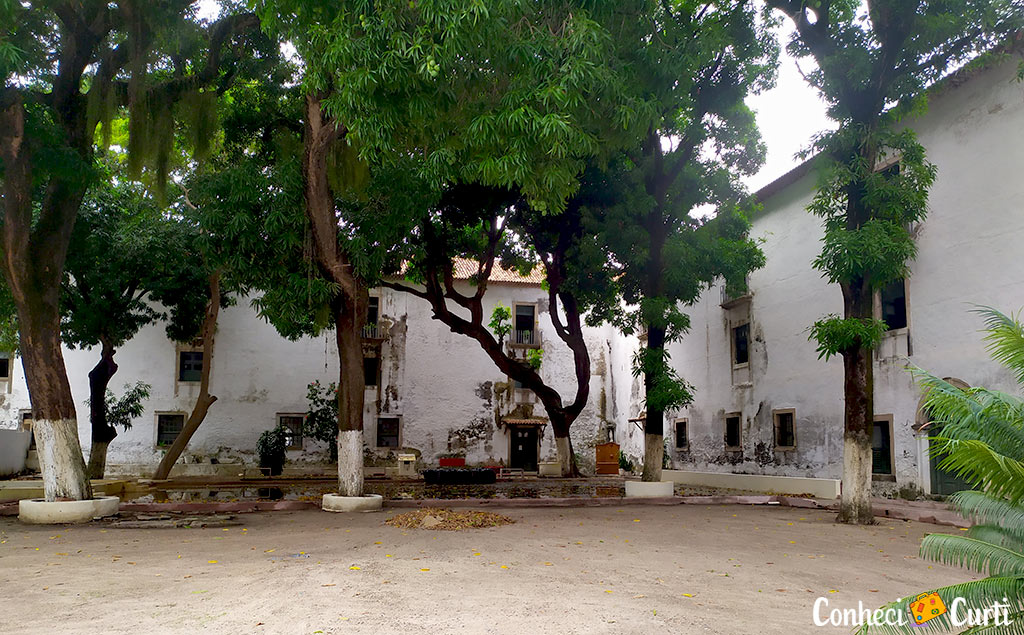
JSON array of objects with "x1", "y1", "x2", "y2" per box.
[{"x1": 384, "y1": 508, "x2": 515, "y2": 531}]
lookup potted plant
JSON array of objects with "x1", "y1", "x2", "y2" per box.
[{"x1": 257, "y1": 426, "x2": 288, "y2": 476}]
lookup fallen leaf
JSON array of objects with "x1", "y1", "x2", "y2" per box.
[
  {"x1": 420, "y1": 568, "x2": 430, "y2": 572},
  {"x1": 208, "y1": 560, "x2": 219, "y2": 564},
  {"x1": 682, "y1": 593, "x2": 694, "y2": 598},
  {"x1": 349, "y1": 566, "x2": 361, "y2": 570}
]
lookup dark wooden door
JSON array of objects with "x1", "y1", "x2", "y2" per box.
[
  {"x1": 510, "y1": 426, "x2": 538, "y2": 471},
  {"x1": 929, "y1": 424, "x2": 975, "y2": 496}
]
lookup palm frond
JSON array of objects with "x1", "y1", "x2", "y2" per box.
[
  {"x1": 932, "y1": 439, "x2": 1024, "y2": 503},
  {"x1": 974, "y1": 306, "x2": 1024, "y2": 385},
  {"x1": 950, "y1": 491, "x2": 1024, "y2": 536},
  {"x1": 968, "y1": 525, "x2": 1024, "y2": 552},
  {"x1": 960, "y1": 609, "x2": 1024, "y2": 634},
  {"x1": 921, "y1": 533, "x2": 1024, "y2": 576},
  {"x1": 857, "y1": 576, "x2": 1024, "y2": 635}
]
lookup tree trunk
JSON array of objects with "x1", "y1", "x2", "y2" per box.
[
  {"x1": 86, "y1": 342, "x2": 118, "y2": 479},
  {"x1": 2, "y1": 96, "x2": 92, "y2": 501},
  {"x1": 152, "y1": 272, "x2": 221, "y2": 480},
  {"x1": 642, "y1": 324, "x2": 666, "y2": 482},
  {"x1": 303, "y1": 94, "x2": 367, "y2": 497},
  {"x1": 334, "y1": 299, "x2": 367, "y2": 497},
  {"x1": 837, "y1": 282, "x2": 876, "y2": 524},
  {"x1": 550, "y1": 417, "x2": 581, "y2": 477},
  {"x1": 18, "y1": 305, "x2": 93, "y2": 501}
]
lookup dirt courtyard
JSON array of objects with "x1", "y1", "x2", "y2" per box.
[{"x1": 1, "y1": 504, "x2": 973, "y2": 634}]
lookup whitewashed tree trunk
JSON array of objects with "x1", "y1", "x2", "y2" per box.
[
  {"x1": 337, "y1": 430, "x2": 364, "y2": 497},
  {"x1": 555, "y1": 436, "x2": 573, "y2": 477},
  {"x1": 34, "y1": 418, "x2": 92, "y2": 501},
  {"x1": 839, "y1": 432, "x2": 875, "y2": 524},
  {"x1": 642, "y1": 433, "x2": 664, "y2": 482}
]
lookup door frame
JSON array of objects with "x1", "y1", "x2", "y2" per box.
[{"x1": 508, "y1": 425, "x2": 540, "y2": 471}]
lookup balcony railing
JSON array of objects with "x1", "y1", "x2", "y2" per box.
[
  {"x1": 513, "y1": 329, "x2": 536, "y2": 346},
  {"x1": 362, "y1": 323, "x2": 383, "y2": 340}
]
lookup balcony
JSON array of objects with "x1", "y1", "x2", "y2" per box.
[
  {"x1": 720, "y1": 284, "x2": 752, "y2": 309},
  {"x1": 362, "y1": 323, "x2": 384, "y2": 340},
  {"x1": 511, "y1": 329, "x2": 538, "y2": 347}
]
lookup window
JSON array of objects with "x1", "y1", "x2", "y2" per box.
[
  {"x1": 725, "y1": 414, "x2": 741, "y2": 450},
  {"x1": 732, "y1": 323, "x2": 749, "y2": 366},
  {"x1": 363, "y1": 296, "x2": 382, "y2": 338},
  {"x1": 880, "y1": 279, "x2": 907, "y2": 331},
  {"x1": 363, "y1": 356, "x2": 380, "y2": 387},
  {"x1": 674, "y1": 418, "x2": 688, "y2": 450},
  {"x1": 278, "y1": 414, "x2": 304, "y2": 450},
  {"x1": 376, "y1": 417, "x2": 400, "y2": 448},
  {"x1": 513, "y1": 304, "x2": 537, "y2": 346},
  {"x1": 872, "y1": 416, "x2": 894, "y2": 476},
  {"x1": 773, "y1": 409, "x2": 796, "y2": 450},
  {"x1": 0, "y1": 353, "x2": 10, "y2": 381},
  {"x1": 21, "y1": 410, "x2": 34, "y2": 449},
  {"x1": 178, "y1": 350, "x2": 203, "y2": 382},
  {"x1": 157, "y1": 413, "x2": 185, "y2": 446},
  {"x1": 367, "y1": 296, "x2": 380, "y2": 325}
]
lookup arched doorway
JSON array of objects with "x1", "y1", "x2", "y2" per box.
[{"x1": 915, "y1": 377, "x2": 975, "y2": 496}]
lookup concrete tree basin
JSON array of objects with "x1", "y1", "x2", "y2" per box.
[
  {"x1": 624, "y1": 480, "x2": 674, "y2": 498},
  {"x1": 19, "y1": 495, "x2": 121, "y2": 524},
  {"x1": 322, "y1": 493, "x2": 383, "y2": 513}
]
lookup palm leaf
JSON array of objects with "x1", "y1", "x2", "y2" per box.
[
  {"x1": 974, "y1": 306, "x2": 1024, "y2": 385},
  {"x1": 932, "y1": 439, "x2": 1024, "y2": 503},
  {"x1": 857, "y1": 576, "x2": 1024, "y2": 635},
  {"x1": 960, "y1": 609, "x2": 1024, "y2": 634},
  {"x1": 968, "y1": 525, "x2": 1024, "y2": 553},
  {"x1": 950, "y1": 491, "x2": 1024, "y2": 537},
  {"x1": 920, "y1": 533, "x2": 1024, "y2": 576}
]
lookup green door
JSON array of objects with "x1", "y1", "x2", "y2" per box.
[{"x1": 928, "y1": 425, "x2": 975, "y2": 496}]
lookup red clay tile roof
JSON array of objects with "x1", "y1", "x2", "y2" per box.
[{"x1": 452, "y1": 257, "x2": 544, "y2": 285}]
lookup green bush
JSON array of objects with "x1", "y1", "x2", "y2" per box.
[{"x1": 256, "y1": 426, "x2": 288, "y2": 476}]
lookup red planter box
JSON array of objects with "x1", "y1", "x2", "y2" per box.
[{"x1": 439, "y1": 457, "x2": 466, "y2": 467}]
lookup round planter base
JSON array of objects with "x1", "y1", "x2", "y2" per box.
[
  {"x1": 322, "y1": 493, "x2": 383, "y2": 513},
  {"x1": 624, "y1": 480, "x2": 674, "y2": 498},
  {"x1": 19, "y1": 495, "x2": 120, "y2": 524}
]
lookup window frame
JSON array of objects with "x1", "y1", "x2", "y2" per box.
[
  {"x1": 731, "y1": 321, "x2": 750, "y2": 369},
  {"x1": 876, "y1": 278, "x2": 909, "y2": 333},
  {"x1": 376, "y1": 416, "x2": 402, "y2": 449},
  {"x1": 0, "y1": 352, "x2": 11, "y2": 382},
  {"x1": 772, "y1": 408, "x2": 797, "y2": 451},
  {"x1": 175, "y1": 341, "x2": 205, "y2": 386},
  {"x1": 510, "y1": 302, "x2": 539, "y2": 348},
  {"x1": 724, "y1": 413, "x2": 742, "y2": 451},
  {"x1": 363, "y1": 354, "x2": 381, "y2": 388},
  {"x1": 872, "y1": 414, "x2": 896, "y2": 480},
  {"x1": 277, "y1": 413, "x2": 306, "y2": 451},
  {"x1": 674, "y1": 417, "x2": 689, "y2": 450},
  {"x1": 155, "y1": 412, "x2": 187, "y2": 448}
]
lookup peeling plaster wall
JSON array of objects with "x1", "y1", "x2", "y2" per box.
[
  {"x1": 661, "y1": 57, "x2": 1024, "y2": 493},
  {"x1": 0, "y1": 281, "x2": 617, "y2": 473}
]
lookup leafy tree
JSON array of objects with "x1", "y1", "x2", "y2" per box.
[
  {"x1": 62, "y1": 179, "x2": 210, "y2": 479},
  {"x1": 256, "y1": 0, "x2": 634, "y2": 491},
  {"x1": 768, "y1": 0, "x2": 1022, "y2": 524},
  {"x1": 84, "y1": 381, "x2": 151, "y2": 441},
  {"x1": 0, "y1": 1, "x2": 263, "y2": 501},
  {"x1": 859, "y1": 308, "x2": 1024, "y2": 633},
  {"x1": 305, "y1": 380, "x2": 339, "y2": 461},
  {"x1": 588, "y1": 0, "x2": 776, "y2": 481}
]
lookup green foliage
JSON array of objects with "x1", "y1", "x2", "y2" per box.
[
  {"x1": 859, "y1": 307, "x2": 1024, "y2": 634},
  {"x1": 618, "y1": 450, "x2": 635, "y2": 473},
  {"x1": 809, "y1": 315, "x2": 888, "y2": 360},
  {"x1": 0, "y1": 282, "x2": 18, "y2": 355},
  {"x1": 525, "y1": 348, "x2": 543, "y2": 371},
  {"x1": 631, "y1": 346, "x2": 694, "y2": 414},
  {"x1": 305, "y1": 380, "x2": 339, "y2": 446},
  {"x1": 61, "y1": 177, "x2": 213, "y2": 350},
  {"x1": 86, "y1": 382, "x2": 151, "y2": 432},
  {"x1": 256, "y1": 426, "x2": 288, "y2": 476},
  {"x1": 489, "y1": 305, "x2": 512, "y2": 344}
]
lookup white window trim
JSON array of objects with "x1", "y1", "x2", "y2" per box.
[
  {"x1": 731, "y1": 321, "x2": 750, "y2": 370},
  {"x1": 174, "y1": 341, "x2": 206, "y2": 395},
  {"x1": 510, "y1": 302, "x2": 540, "y2": 348},
  {"x1": 872, "y1": 413, "x2": 897, "y2": 480}
]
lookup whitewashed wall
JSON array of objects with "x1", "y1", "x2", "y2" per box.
[
  {"x1": 1, "y1": 281, "x2": 620, "y2": 475},
  {"x1": 647, "y1": 57, "x2": 1024, "y2": 493}
]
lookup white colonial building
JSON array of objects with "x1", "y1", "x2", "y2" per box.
[
  {"x1": 615, "y1": 53, "x2": 1024, "y2": 496},
  {"x1": 1, "y1": 54, "x2": 1021, "y2": 495}
]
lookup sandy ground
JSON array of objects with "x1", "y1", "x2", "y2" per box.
[{"x1": 0, "y1": 504, "x2": 974, "y2": 634}]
